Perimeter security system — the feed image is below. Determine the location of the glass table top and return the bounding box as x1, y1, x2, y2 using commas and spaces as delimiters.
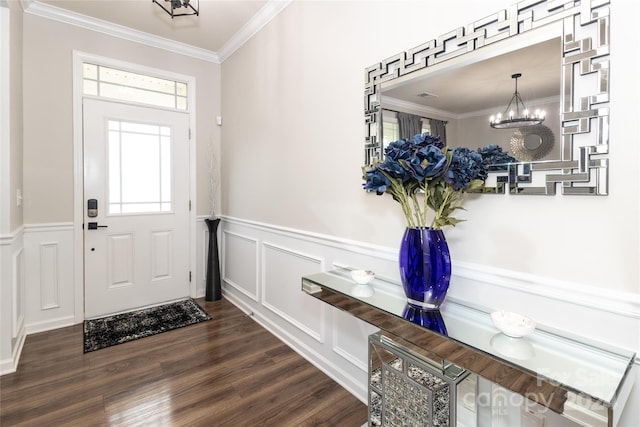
302, 268, 636, 409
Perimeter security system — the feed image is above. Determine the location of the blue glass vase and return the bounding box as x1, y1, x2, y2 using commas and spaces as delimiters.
402, 306, 448, 335
399, 227, 451, 310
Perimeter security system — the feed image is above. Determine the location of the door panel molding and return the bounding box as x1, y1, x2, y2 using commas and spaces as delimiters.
151, 230, 173, 280
107, 233, 134, 288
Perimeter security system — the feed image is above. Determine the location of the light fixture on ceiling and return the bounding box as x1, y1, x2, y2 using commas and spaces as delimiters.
489, 73, 544, 129
152, 0, 199, 19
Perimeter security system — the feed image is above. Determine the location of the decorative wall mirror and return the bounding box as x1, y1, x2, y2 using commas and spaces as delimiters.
364, 0, 609, 195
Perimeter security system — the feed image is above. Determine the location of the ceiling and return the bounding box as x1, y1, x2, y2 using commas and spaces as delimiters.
382, 37, 561, 118
31, 0, 274, 54
25, 0, 560, 112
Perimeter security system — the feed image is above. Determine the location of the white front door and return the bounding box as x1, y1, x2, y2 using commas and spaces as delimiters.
83, 98, 190, 318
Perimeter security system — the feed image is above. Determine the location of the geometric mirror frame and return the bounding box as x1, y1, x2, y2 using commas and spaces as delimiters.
364, 0, 609, 195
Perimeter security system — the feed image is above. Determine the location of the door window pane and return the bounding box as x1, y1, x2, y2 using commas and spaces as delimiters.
108, 120, 172, 215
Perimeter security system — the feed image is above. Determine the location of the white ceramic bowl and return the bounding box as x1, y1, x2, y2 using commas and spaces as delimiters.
490, 311, 536, 338
350, 269, 375, 285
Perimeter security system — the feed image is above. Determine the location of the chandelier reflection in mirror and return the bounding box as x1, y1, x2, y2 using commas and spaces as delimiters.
489, 73, 545, 129
152, 0, 199, 18
364, 0, 610, 195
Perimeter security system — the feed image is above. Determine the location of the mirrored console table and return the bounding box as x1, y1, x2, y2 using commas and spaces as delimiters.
302, 269, 637, 427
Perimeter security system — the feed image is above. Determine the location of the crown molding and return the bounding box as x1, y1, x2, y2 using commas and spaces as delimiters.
23, 0, 292, 64
382, 94, 562, 121
217, 0, 293, 63
24, 1, 219, 63
457, 95, 561, 120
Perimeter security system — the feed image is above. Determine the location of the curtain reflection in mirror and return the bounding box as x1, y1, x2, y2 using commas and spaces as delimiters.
397, 112, 422, 140
383, 109, 431, 142
383, 109, 447, 146
429, 119, 447, 145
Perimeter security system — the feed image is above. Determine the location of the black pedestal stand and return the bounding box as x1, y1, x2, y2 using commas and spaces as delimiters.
204, 218, 222, 301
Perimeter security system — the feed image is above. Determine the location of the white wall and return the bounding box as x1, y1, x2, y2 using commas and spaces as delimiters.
220, 0, 639, 425
221, 0, 638, 292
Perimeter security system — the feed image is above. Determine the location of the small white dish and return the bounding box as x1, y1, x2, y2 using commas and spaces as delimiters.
350, 269, 375, 285
350, 270, 375, 298
490, 310, 536, 338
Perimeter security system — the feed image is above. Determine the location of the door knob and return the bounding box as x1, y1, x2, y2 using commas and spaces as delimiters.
87, 222, 108, 230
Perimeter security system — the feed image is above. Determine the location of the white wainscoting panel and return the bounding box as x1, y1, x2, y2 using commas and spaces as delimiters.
221, 230, 260, 302
222, 229, 259, 301
23, 224, 76, 334
331, 307, 377, 372
219, 217, 409, 403
13, 247, 25, 338
262, 242, 325, 343
1, 228, 26, 375
218, 216, 640, 425
39, 242, 60, 309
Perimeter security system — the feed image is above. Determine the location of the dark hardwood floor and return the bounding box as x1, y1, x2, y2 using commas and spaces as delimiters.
0, 298, 368, 426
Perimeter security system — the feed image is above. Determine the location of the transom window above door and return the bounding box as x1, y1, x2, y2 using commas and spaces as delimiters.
83, 63, 188, 111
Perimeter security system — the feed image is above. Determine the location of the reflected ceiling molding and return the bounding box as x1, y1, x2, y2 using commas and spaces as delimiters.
382, 96, 458, 121
457, 95, 560, 121
383, 94, 562, 122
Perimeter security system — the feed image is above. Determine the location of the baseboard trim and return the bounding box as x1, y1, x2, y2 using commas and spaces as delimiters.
223, 291, 368, 403
0, 325, 26, 376
25, 315, 76, 335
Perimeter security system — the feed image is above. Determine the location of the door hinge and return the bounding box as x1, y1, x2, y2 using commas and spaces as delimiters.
189, 271, 192, 282
188, 128, 191, 140
189, 200, 192, 211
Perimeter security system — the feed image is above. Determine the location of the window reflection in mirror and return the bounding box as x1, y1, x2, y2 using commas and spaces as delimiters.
381, 109, 431, 148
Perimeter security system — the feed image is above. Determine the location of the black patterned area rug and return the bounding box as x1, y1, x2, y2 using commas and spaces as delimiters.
83, 298, 211, 353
